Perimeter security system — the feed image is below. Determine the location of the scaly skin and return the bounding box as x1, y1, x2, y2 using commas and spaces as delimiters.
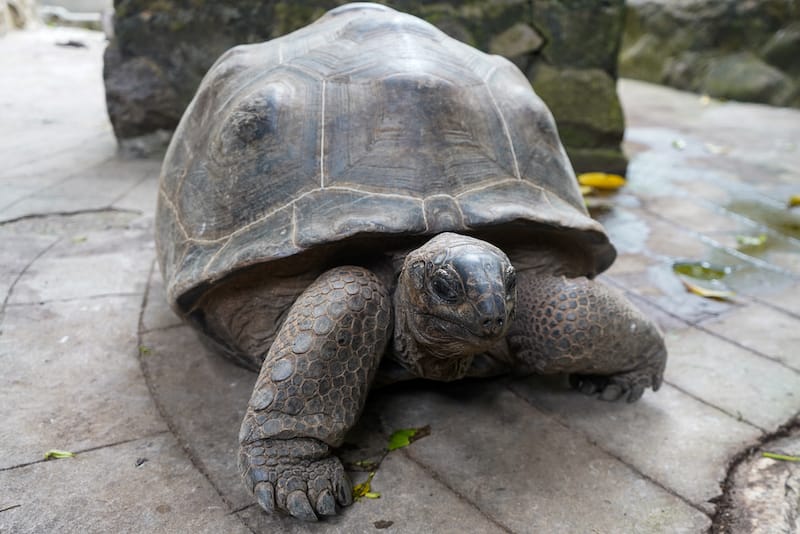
238, 266, 391, 520
507, 272, 666, 402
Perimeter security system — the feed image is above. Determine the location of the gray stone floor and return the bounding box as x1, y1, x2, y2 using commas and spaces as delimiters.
1, 27, 799, 534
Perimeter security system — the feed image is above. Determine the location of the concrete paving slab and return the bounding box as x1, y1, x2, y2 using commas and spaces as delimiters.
0, 231, 58, 303
140, 324, 255, 510
697, 302, 800, 372
239, 451, 506, 534
377, 381, 711, 533
759, 284, 800, 317
113, 174, 160, 218
665, 327, 800, 431
0, 433, 249, 534
0, 157, 156, 221
140, 266, 183, 333
0, 296, 166, 469
7, 224, 154, 304
508, 378, 761, 513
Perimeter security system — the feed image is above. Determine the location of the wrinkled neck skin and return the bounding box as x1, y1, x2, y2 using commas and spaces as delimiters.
391, 233, 516, 382
392, 286, 476, 381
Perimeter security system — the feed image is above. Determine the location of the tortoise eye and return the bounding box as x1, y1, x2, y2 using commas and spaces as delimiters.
431, 270, 460, 303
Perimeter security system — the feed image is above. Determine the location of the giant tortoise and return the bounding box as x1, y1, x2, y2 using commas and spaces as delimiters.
156, 2, 667, 521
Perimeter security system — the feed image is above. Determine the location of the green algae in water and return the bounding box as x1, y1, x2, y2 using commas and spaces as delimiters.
672, 261, 731, 280
727, 199, 800, 239
673, 261, 736, 299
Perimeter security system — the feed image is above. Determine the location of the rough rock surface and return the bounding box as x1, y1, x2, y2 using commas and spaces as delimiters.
715, 425, 800, 533
103, 0, 627, 172
621, 0, 800, 108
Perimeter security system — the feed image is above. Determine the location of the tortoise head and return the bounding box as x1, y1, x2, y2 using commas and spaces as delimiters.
398, 233, 516, 358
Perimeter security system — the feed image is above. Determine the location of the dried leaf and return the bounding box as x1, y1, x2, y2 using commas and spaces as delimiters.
387, 426, 431, 451
138, 345, 152, 356
789, 195, 800, 208
736, 234, 767, 248
577, 173, 626, 191
672, 138, 687, 150
352, 472, 380, 501
762, 451, 800, 462
681, 279, 735, 300
71, 236, 87, 244
44, 449, 75, 460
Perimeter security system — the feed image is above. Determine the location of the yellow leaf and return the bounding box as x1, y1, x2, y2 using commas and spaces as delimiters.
44, 449, 75, 460
681, 279, 735, 300
789, 195, 800, 208
352, 472, 378, 502
577, 173, 626, 191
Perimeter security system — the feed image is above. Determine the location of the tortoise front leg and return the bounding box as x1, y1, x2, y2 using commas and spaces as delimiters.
507, 272, 667, 402
238, 266, 392, 520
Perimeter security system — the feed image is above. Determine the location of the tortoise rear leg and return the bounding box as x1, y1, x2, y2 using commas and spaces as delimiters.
507, 272, 666, 402
238, 266, 392, 520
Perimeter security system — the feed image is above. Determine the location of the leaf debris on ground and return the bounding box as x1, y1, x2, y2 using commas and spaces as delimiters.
577, 172, 626, 191
44, 449, 75, 460
387, 425, 431, 451
762, 451, 800, 462
352, 471, 380, 501
680, 279, 735, 300
789, 195, 800, 208
736, 234, 767, 248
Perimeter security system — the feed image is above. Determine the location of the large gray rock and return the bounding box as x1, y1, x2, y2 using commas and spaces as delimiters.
103, 0, 627, 172
621, 0, 800, 108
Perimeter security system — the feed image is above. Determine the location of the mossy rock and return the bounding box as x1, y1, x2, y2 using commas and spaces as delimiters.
761, 23, 800, 76
531, 65, 624, 149
703, 53, 797, 107
566, 147, 628, 176
532, 0, 625, 73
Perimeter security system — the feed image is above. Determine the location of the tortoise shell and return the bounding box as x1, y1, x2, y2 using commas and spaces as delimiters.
156, 3, 615, 312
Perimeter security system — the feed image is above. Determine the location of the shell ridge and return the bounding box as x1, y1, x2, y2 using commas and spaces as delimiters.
320, 79, 327, 188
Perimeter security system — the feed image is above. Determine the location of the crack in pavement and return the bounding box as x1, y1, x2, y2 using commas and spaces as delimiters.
710, 415, 800, 534
0, 206, 142, 226
0, 430, 171, 473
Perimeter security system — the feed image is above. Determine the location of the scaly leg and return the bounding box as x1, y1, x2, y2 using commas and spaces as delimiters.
237, 266, 392, 520
507, 272, 666, 402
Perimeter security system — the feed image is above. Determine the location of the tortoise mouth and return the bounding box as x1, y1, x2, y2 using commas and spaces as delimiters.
412, 312, 507, 357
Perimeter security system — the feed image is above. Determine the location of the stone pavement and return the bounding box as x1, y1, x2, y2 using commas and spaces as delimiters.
1, 27, 798, 534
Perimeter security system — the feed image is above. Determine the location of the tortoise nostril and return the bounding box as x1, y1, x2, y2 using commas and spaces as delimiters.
481, 316, 505, 336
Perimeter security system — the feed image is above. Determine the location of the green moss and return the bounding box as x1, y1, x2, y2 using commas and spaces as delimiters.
532, 65, 624, 148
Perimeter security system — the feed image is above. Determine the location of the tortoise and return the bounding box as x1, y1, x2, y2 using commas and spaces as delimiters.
156, 2, 667, 522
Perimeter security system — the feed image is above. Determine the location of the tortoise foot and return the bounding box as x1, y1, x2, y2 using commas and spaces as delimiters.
239, 438, 352, 521
569, 345, 666, 403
